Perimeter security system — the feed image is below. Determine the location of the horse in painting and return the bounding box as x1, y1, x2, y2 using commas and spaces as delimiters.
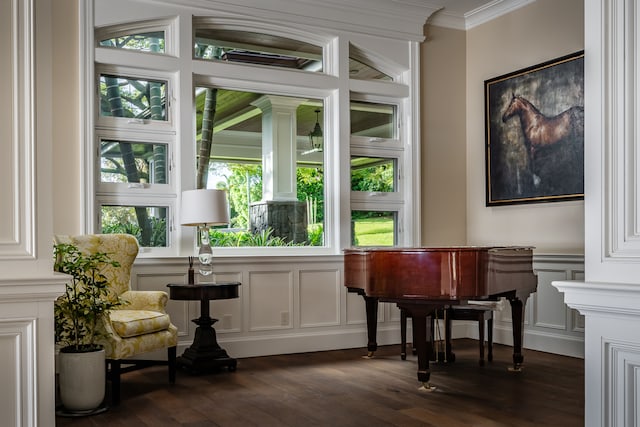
502, 93, 583, 185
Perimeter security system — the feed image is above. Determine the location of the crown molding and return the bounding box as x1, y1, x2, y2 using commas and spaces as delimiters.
430, 0, 535, 31
154, 0, 441, 41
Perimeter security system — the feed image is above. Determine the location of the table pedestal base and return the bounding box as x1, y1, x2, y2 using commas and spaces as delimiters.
178, 317, 237, 374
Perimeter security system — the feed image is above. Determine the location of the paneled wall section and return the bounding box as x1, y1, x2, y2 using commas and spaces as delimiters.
132, 253, 585, 360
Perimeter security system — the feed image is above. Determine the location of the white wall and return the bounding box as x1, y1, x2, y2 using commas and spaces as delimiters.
554, 0, 640, 424
464, 0, 585, 254
52, 0, 81, 234
420, 25, 467, 246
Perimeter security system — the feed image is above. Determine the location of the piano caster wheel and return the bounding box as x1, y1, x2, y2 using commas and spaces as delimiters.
508, 365, 523, 372
401, 352, 407, 361
362, 351, 375, 359
418, 383, 436, 392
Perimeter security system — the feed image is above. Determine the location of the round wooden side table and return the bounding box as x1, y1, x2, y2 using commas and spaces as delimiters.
167, 282, 240, 373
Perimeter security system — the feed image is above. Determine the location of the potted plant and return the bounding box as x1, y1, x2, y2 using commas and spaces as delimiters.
54, 242, 123, 414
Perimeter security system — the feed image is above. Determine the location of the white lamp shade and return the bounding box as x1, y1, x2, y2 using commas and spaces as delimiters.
180, 189, 230, 226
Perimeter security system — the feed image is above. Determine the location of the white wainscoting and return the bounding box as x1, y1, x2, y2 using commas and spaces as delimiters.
132, 253, 585, 361
0, 277, 67, 427
488, 254, 585, 358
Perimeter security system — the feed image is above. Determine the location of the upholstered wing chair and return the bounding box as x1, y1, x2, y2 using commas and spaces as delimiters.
54, 234, 177, 405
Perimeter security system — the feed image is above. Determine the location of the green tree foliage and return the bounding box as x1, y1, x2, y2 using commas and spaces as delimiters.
297, 166, 324, 224
351, 162, 394, 221
220, 163, 263, 229
101, 207, 166, 247
99, 32, 165, 52
210, 227, 292, 247
350, 163, 393, 192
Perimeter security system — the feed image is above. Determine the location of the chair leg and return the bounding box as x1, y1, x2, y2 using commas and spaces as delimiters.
477, 312, 485, 366
444, 308, 453, 362
487, 312, 494, 362
110, 359, 121, 406
168, 346, 177, 384
400, 309, 408, 360
429, 314, 435, 360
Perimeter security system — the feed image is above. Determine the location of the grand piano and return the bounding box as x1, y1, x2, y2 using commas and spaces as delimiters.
344, 246, 537, 389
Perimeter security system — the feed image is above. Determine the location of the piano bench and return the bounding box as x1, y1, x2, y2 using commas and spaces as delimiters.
400, 304, 496, 365
450, 306, 494, 364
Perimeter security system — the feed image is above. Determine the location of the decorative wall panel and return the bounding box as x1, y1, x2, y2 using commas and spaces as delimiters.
0, 319, 36, 427
533, 270, 569, 330
605, 340, 640, 427
345, 291, 367, 325
0, 0, 35, 259
299, 269, 340, 328
248, 270, 293, 331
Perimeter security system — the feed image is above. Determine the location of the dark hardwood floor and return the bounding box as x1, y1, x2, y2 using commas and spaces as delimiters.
56, 339, 584, 426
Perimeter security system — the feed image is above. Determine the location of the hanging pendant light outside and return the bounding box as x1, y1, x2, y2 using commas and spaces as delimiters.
307, 109, 323, 152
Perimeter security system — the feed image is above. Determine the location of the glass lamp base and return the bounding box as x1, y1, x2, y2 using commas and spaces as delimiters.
198, 226, 214, 282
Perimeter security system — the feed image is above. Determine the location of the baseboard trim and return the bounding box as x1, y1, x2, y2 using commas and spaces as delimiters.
217, 326, 404, 358
211, 322, 585, 360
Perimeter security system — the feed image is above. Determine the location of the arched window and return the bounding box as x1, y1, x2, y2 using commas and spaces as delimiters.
88, 4, 419, 255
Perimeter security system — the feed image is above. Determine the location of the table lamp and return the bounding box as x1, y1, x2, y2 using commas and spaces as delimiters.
180, 189, 229, 281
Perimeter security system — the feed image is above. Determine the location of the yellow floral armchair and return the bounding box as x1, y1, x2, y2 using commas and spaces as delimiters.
54, 234, 177, 405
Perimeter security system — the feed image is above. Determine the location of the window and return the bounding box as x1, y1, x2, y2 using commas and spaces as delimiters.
95, 18, 175, 56
350, 100, 396, 139
349, 97, 403, 248
99, 31, 166, 53
93, 62, 175, 251
99, 74, 168, 122
351, 210, 396, 246
349, 43, 394, 82
99, 138, 168, 185
195, 86, 325, 246
193, 28, 323, 73
88, 6, 419, 255
100, 205, 169, 248
351, 157, 396, 192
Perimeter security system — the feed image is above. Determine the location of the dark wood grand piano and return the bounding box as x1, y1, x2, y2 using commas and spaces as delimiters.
344, 246, 537, 389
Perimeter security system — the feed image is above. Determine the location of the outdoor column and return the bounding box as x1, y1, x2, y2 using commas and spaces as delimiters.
249, 96, 308, 243
251, 95, 303, 201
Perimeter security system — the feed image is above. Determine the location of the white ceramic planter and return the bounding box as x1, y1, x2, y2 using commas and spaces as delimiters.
58, 349, 106, 412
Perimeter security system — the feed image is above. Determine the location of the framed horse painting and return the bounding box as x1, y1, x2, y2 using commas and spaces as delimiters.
484, 51, 584, 206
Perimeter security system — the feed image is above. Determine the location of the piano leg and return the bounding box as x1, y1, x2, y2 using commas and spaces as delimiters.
364, 296, 379, 358
400, 303, 437, 391
507, 296, 526, 372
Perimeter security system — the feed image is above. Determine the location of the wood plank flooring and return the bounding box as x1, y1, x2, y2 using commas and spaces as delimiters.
55, 339, 584, 426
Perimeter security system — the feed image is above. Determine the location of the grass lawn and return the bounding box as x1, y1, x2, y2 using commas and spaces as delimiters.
352, 217, 394, 246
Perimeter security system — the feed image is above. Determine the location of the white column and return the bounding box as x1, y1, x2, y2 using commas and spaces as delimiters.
553, 1, 640, 426
0, 0, 67, 425
251, 96, 304, 202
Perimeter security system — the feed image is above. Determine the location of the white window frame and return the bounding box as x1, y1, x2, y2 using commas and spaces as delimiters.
95, 195, 176, 257
95, 65, 176, 132
95, 128, 175, 196
95, 17, 178, 57
82, 1, 422, 257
